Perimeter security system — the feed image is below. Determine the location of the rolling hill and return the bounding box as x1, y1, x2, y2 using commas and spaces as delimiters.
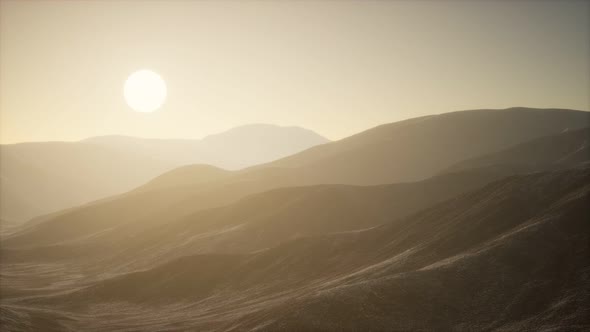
4, 108, 588, 250
0, 124, 328, 223
1, 108, 589, 331
257, 107, 590, 185
5, 167, 588, 331
0, 168, 501, 269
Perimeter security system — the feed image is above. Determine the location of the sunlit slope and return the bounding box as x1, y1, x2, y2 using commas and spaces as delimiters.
17, 168, 589, 331
85, 124, 329, 171
0, 124, 328, 223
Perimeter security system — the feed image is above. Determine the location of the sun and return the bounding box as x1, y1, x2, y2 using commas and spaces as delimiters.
124, 69, 167, 112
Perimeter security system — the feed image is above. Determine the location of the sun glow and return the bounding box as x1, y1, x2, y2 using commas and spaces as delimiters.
124, 70, 167, 112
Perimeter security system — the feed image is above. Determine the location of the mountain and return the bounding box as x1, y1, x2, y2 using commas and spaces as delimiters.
0, 124, 328, 223
2, 108, 590, 331
2, 108, 589, 290
0, 168, 500, 269
4, 108, 588, 254
242, 168, 590, 331
195, 124, 330, 169
4, 167, 588, 331
6, 108, 590, 243
256, 107, 590, 185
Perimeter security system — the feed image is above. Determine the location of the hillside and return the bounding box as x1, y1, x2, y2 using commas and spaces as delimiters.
0, 168, 500, 271
6, 167, 588, 331
2, 108, 589, 331
0, 124, 328, 223
4, 108, 589, 256
444, 127, 590, 174
248, 168, 590, 331
258, 107, 590, 185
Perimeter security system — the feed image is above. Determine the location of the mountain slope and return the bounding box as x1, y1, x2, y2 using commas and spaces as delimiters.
1, 168, 500, 268
4, 108, 589, 255
0, 124, 328, 223
444, 127, 590, 174
12, 167, 589, 331
246, 169, 590, 331
257, 107, 590, 185
2, 108, 590, 331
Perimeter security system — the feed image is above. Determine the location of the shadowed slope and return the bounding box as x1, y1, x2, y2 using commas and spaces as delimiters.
1, 168, 499, 267
258, 107, 590, 185
5, 109, 590, 243
2, 108, 590, 332
17, 168, 589, 331
248, 169, 590, 331
0, 142, 172, 223
0, 304, 72, 332
4, 109, 589, 265
444, 127, 590, 174
135, 164, 232, 192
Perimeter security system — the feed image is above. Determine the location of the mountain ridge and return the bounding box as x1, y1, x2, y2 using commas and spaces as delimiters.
2, 108, 590, 331
0, 124, 328, 223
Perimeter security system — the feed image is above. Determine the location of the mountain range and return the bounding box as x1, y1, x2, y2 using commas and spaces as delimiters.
0, 124, 328, 223
1, 107, 589, 331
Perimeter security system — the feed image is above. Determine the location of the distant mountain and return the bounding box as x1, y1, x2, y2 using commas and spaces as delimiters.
5, 168, 589, 331
197, 124, 330, 169
0, 124, 328, 223
132, 108, 590, 197
84, 123, 329, 170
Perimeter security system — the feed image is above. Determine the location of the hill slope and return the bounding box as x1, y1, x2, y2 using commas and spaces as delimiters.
0, 168, 500, 273
258, 107, 590, 185
444, 127, 590, 174
0, 124, 328, 223
2, 108, 590, 331
8, 168, 589, 331
4, 108, 589, 255
248, 168, 590, 331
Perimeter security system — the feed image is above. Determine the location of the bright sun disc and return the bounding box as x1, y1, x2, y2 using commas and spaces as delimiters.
124, 70, 167, 112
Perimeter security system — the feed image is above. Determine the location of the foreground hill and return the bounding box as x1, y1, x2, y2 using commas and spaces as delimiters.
0, 124, 328, 223
5, 167, 588, 331
249, 169, 590, 331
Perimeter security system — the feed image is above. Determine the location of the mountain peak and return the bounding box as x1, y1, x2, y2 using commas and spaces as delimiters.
201, 123, 329, 143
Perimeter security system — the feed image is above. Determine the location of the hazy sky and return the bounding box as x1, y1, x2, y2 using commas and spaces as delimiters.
1, 0, 588, 143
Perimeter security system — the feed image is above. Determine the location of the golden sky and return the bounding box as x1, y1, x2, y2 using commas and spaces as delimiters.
1, 0, 588, 143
